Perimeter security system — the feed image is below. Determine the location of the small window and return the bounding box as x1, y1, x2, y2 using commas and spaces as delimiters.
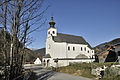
53, 31, 55, 34
81, 47, 83, 51
48, 31, 50, 34
68, 46, 70, 51
73, 47, 75, 51
92, 56, 94, 59
92, 51, 93, 53
88, 50, 89, 53
84, 47, 86, 51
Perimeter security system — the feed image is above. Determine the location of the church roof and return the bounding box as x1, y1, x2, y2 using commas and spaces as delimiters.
53, 33, 92, 49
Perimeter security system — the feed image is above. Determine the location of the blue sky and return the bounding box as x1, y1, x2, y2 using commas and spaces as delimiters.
28, 0, 120, 49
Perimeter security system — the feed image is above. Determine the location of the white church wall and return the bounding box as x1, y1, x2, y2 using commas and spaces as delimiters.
43, 58, 69, 67
85, 47, 94, 58
46, 36, 54, 58
43, 58, 54, 67
46, 35, 67, 58
46, 36, 95, 67
53, 42, 67, 58
67, 43, 86, 58
67, 43, 94, 58
46, 36, 95, 59
69, 59, 95, 63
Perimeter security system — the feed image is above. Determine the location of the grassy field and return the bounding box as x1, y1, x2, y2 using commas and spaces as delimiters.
56, 62, 119, 80
57, 63, 95, 78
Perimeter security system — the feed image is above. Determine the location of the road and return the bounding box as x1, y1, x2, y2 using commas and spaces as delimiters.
24, 64, 92, 80
47, 72, 92, 80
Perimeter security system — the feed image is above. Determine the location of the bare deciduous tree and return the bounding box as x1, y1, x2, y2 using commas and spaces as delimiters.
0, 0, 48, 79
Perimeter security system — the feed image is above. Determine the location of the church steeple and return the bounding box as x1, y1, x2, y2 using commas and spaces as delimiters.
49, 17, 55, 28
47, 17, 57, 37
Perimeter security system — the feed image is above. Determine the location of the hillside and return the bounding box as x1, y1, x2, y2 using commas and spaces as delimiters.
94, 38, 120, 54
23, 48, 46, 63
33, 48, 46, 56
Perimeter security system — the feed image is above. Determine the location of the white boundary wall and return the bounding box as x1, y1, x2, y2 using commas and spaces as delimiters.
43, 58, 95, 67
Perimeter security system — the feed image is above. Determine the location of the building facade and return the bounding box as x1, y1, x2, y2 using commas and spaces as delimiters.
45, 17, 95, 67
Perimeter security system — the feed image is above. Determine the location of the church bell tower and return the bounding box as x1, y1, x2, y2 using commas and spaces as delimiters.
47, 17, 57, 37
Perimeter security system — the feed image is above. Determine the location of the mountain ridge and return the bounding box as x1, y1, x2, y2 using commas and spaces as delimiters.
94, 38, 120, 54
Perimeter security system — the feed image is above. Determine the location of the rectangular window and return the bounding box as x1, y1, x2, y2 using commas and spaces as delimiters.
81, 47, 83, 51
73, 47, 75, 51
84, 47, 86, 51
68, 46, 70, 51
88, 50, 89, 53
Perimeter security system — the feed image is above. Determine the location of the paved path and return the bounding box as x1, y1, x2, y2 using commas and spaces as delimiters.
47, 72, 92, 80
24, 64, 92, 80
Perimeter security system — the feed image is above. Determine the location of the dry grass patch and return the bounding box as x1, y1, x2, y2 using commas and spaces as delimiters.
57, 63, 95, 78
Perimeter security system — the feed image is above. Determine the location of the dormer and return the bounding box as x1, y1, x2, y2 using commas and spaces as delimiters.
47, 17, 57, 37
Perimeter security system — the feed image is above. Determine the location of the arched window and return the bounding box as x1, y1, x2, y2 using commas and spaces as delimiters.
53, 31, 55, 34
84, 47, 86, 51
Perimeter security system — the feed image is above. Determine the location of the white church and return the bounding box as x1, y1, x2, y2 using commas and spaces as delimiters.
43, 17, 95, 67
